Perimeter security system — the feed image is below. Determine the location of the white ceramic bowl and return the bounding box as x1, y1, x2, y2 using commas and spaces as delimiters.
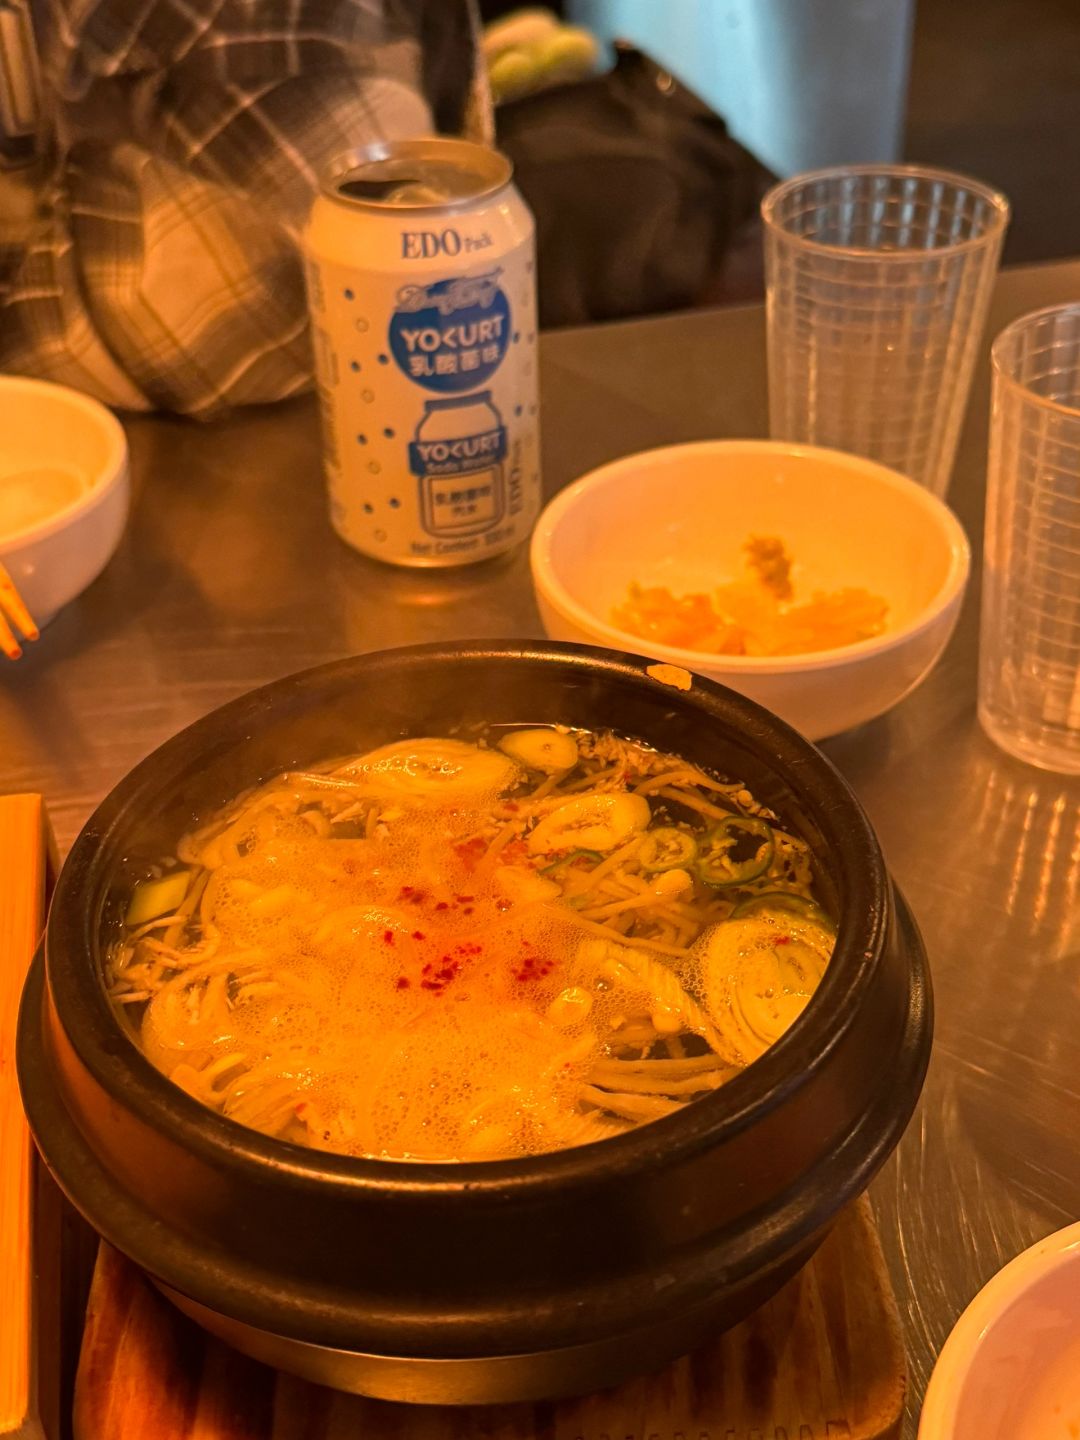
0, 377, 129, 626
530, 441, 971, 740
919, 1222, 1080, 1439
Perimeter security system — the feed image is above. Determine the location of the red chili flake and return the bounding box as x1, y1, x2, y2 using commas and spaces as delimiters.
396, 977, 410, 989
775, 935, 791, 946
435, 901, 450, 911
422, 963, 433, 975
411, 930, 426, 941
512, 947, 555, 983
454, 838, 487, 870
421, 980, 441, 991
503, 801, 520, 813
295, 1101, 308, 1114
462, 907, 474, 915
399, 886, 415, 898
383, 930, 395, 946
455, 894, 475, 904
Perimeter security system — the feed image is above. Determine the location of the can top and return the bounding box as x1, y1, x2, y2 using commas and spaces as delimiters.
322, 138, 513, 212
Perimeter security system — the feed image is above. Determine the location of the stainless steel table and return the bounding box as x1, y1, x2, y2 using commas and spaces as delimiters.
4, 260, 1080, 1436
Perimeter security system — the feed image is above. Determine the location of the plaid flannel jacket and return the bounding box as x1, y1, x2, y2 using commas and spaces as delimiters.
0, 0, 483, 417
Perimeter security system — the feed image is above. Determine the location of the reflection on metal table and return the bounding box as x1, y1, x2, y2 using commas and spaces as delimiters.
3, 259, 1079, 1438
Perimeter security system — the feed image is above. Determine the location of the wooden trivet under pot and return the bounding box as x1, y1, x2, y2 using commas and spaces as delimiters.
74, 1198, 904, 1440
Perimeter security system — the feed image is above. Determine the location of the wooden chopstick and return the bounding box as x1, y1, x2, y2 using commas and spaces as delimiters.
0, 795, 50, 1440
0, 564, 38, 660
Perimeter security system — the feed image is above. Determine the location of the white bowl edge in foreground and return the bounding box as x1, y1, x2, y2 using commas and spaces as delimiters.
918, 1220, 1080, 1440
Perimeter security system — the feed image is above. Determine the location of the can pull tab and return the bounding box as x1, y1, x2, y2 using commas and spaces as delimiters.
0, 0, 40, 168
339, 178, 447, 205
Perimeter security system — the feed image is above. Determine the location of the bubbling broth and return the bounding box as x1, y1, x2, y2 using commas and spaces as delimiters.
107, 729, 836, 1162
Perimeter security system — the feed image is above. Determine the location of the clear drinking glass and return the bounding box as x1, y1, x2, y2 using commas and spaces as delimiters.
763, 165, 1009, 497
978, 304, 1080, 773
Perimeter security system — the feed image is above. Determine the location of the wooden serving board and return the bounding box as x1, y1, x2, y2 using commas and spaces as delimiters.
73, 1198, 904, 1440
0, 795, 57, 1440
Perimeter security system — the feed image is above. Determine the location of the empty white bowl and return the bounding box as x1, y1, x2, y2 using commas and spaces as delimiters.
0, 376, 129, 626
530, 441, 970, 740
919, 1222, 1080, 1439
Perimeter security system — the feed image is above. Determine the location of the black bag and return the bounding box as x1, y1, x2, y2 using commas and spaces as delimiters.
495, 44, 775, 328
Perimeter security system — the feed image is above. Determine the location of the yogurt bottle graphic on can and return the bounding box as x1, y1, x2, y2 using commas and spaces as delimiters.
410, 392, 506, 538
303, 138, 540, 567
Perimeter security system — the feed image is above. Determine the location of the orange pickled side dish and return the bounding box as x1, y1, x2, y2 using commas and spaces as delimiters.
612, 537, 887, 657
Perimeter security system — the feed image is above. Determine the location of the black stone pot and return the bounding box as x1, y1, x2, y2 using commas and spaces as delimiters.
18, 642, 932, 1405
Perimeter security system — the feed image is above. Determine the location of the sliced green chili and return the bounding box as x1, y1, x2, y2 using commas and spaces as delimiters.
541, 848, 604, 875
697, 816, 774, 888
638, 826, 698, 872
732, 889, 835, 931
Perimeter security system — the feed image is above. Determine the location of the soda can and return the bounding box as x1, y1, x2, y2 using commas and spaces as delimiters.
304, 138, 540, 567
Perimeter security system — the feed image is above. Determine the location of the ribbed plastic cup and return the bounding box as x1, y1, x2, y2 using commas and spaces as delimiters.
763, 165, 1009, 498
978, 304, 1080, 773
